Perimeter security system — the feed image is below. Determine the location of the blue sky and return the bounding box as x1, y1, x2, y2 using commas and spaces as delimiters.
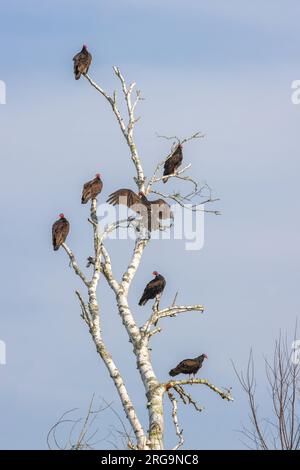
0, 0, 300, 450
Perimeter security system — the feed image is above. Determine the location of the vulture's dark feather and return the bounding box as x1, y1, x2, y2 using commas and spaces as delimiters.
81, 174, 103, 204
106, 189, 141, 208
163, 144, 183, 183
52, 215, 69, 251
73, 45, 92, 80
138, 273, 166, 306
106, 189, 172, 232
169, 354, 207, 377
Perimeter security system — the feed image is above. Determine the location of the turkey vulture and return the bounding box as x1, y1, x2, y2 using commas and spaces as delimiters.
163, 144, 183, 183
169, 354, 208, 377
81, 173, 103, 204
73, 44, 92, 80
52, 214, 70, 251
138, 271, 166, 306
106, 189, 172, 231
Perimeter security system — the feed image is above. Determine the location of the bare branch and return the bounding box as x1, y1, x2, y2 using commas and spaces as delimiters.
141, 303, 204, 341
232, 352, 269, 450
148, 163, 192, 187
156, 131, 205, 145
181, 132, 206, 145
233, 330, 300, 450
166, 379, 234, 402
47, 408, 78, 450
148, 326, 162, 338
151, 304, 204, 325
75, 290, 91, 326
48, 398, 115, 450
75, 394, 97, 450
84, 73, 127, 138
85, 69, 145, 189
100, 245, 120, 294
173, 384, 204, 413
100, 217, 136, 244
121, 239, 149, 293
61, 243, 90, 286
146, 131, 205, 194
145, 131, 221, 216
171, 291, 179, 307
167, 390, 185, 450
150, 188, 221, 215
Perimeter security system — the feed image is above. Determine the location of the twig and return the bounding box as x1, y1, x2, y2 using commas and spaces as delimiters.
167, 390, 185, 450
156, 131, 205, 145
172, 291, 179, 307
173, 384, 204, 412
75, 290, 91, 326
146, 131, 205, 194
150, 188, 221, 214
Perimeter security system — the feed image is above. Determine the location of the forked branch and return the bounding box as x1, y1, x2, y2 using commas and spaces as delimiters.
166, 379, 234, 402
85, 69, 145, 190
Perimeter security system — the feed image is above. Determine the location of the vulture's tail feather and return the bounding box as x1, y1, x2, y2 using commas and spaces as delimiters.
74, 68, 81, 80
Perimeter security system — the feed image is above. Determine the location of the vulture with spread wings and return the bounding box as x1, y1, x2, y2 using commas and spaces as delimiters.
107, 189, 173, 231
163, 144, 183, 183
52, 214, 70, 251
73, 44, 92, 80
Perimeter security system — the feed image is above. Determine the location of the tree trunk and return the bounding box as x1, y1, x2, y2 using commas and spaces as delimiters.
147, 384, 165, 449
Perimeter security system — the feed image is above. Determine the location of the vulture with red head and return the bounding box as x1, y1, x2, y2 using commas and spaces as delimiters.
106, 189, 172, 231
138, 271, 166, 306
52, 214, 70, 251
73, 44, 92, 80
163, 144, 183, 183
169, 354, 208, 377
81, 173, 103, 204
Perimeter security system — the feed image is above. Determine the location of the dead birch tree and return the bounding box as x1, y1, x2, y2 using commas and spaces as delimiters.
56, 66, 233, 450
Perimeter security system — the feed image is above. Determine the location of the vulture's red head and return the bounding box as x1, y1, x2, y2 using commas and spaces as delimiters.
152, 271, 159, 277
95, 173, 101, 179
59, 213, 65, 219
138, 191, 145, 197
83, 44, 88, 50
178, 144, 183, 149
203, 354, 208, 359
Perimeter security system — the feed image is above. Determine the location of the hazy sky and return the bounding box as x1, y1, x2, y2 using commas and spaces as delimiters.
1, 0, 300, 450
